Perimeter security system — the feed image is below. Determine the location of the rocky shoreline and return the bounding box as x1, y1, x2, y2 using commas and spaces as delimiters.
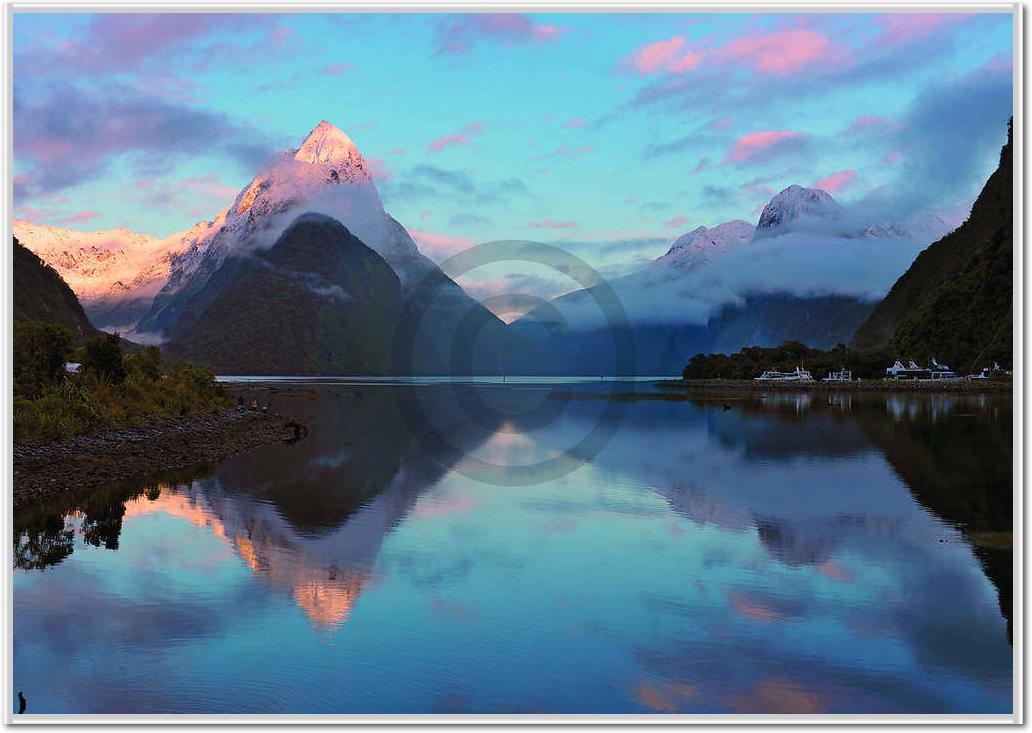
13, 407, 306, 510
658, 378, 1013, 393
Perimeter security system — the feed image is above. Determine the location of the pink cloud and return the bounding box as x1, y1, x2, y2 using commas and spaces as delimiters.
564, 118, 585, 128
846, 114, 888, 133
268, 26, 294, 47
528, 219, 578, 229
57, 210, 100, 226
420, 210, 433, 219
719, 28, 832, 76
532, 24, 566, 42
366, 156, 392, 182
726, 130, 799, 163
627, 36, 702, 74
626, 27, 834, 77
874, 13, 967, 46
77, 15, 266, 73
133, 173, 240, 218
812, 169, 856, 193
709, 116, 734, 131
324, 63, 352, 76
428, 122, 483, 153
408, 228, 474, 261
665, 216, 690, 229
435, 14, 571, 55
389, 146, 406, 156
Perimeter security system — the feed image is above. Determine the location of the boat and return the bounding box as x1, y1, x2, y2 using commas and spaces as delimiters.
754, 366, 814, 382
886, 358, 961, 381
967, 367, 990, 380
886, 359, 931, 380
823, 369, 853, 382
929, 358, 961, 381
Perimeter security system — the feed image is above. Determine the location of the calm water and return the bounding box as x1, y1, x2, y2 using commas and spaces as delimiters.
13, 381, 1013, 715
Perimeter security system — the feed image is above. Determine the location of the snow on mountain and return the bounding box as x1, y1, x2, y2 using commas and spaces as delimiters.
755, 184, 843, 236
138, 120, 433, 336
12, 219, 186, 331
653, 220, 754, 272
292, 120, 370, 175
858, 210, 955, 242
754, 184, 956, 243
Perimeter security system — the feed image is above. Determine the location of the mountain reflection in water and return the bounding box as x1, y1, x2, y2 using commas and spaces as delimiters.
13, 382, 1012, 715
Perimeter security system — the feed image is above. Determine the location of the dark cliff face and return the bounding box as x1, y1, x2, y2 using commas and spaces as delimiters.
167, 213, 404, 375
852, 120, 1013, 371
13, 237, 97, 343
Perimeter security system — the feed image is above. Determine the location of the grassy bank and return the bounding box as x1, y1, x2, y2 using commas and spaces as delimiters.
14, 322, 233, 442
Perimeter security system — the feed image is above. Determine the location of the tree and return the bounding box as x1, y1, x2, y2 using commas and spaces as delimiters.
13, 321, 72, 398
126, 345, 162, 382
82, 333, 126, 384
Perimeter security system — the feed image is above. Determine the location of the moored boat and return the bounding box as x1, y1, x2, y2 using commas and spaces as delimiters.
823, 369, 853, 382
755, 366, 815, 382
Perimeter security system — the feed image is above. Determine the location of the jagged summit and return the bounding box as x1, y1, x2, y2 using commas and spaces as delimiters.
755, 184, 842, 236
293, 120, 367, 173
135, 119, 427, 336
656, 220, 754, 271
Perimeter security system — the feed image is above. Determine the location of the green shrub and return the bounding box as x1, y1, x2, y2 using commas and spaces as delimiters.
14, 345, 231, 442
14, 321, 72, 398
125, 345, 161, 382
82, 332, 126, 384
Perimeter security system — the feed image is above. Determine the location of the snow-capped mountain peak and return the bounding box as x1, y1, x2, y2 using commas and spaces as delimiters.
655, 220, 754, 271
134, 120, 431, 336
755, 184, 842, 236
292, 120, 369, 179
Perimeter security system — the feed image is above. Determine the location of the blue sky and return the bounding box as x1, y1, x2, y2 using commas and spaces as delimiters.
13, 11, 1014, 282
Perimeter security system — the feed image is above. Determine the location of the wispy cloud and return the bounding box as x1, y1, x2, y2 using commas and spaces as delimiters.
626, 36, 702, 74
812, 169, 856, 193
726, 131, 802, 164
428, 122, 483, 153
13, 83, 272, 199
434, 13, 570, 55
528, 219, 578, 230
624, 27, 834, 78
381, 164, 530, 208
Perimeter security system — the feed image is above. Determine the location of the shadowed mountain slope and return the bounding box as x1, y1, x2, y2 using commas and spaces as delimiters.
852, 120, 1013, 371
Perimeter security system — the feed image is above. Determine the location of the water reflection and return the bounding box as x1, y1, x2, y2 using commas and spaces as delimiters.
13, 384, 1012, 714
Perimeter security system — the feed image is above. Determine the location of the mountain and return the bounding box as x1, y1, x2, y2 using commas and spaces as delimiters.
135, 120, 523, 375
139, 121, 427, 338
754, 185, 842, 237
508, 175, 973, 375
755, 184, 955, 242
511, 186, 887, 375
653, 220, 754, 272
13, 237, 97, 342
12, 220, 183, 334
165, 214, 403, 375
852, 121, 1012, 371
